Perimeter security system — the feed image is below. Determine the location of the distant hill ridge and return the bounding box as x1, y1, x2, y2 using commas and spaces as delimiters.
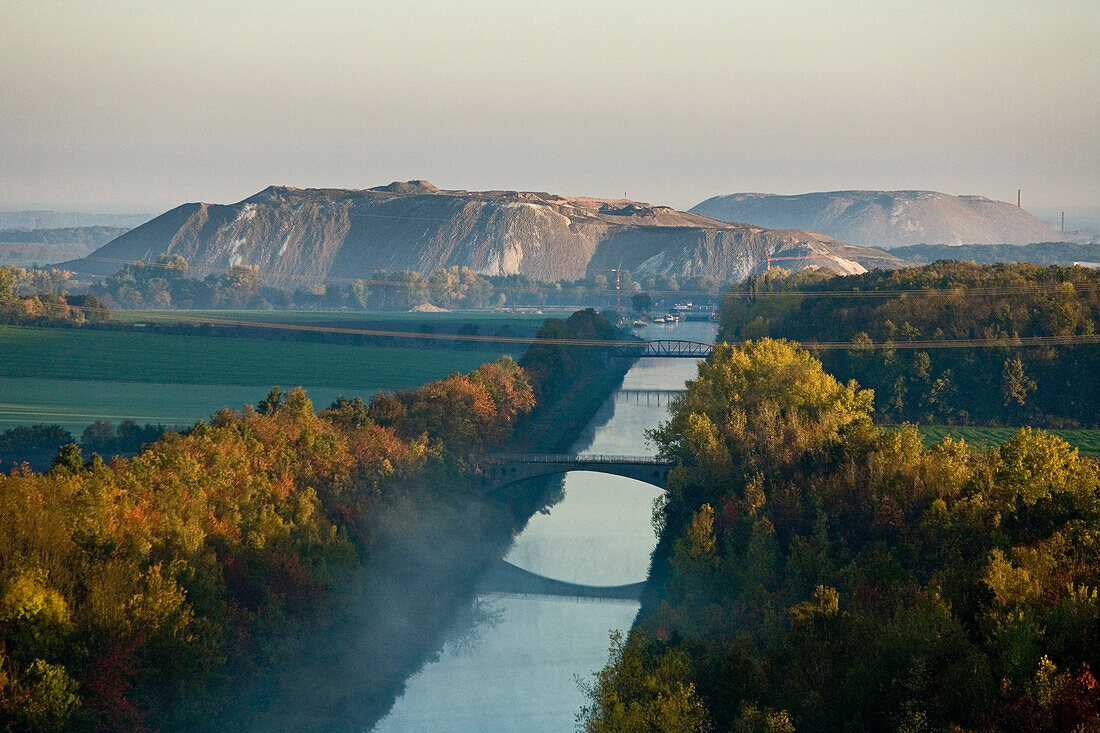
690, 190, 1057, 249
65, 181, 904, 283
890, 241, 1100, 266
0, 211, 150, 229
0, 226, 130, 246
0, 226, 132, 267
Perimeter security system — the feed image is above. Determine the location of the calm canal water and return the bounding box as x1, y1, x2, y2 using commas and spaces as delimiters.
373, 322, 716, 732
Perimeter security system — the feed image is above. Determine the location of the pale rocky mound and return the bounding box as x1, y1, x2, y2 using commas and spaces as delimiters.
691, 190, 1058, 249
67, 182, 905, 283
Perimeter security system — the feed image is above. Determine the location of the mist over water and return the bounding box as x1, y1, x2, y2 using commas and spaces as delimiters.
373, 321, 715, 732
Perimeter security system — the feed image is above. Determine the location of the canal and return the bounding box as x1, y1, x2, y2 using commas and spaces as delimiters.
373, 321, 716, 731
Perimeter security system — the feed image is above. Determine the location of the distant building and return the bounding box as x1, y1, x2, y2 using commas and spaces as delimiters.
1073, 262, 1100, 269
669, 302, 719, 321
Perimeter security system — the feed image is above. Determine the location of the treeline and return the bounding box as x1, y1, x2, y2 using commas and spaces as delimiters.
582, 339, 1100, 732
93, 257, 286, 310
892, 241, 1100, 267
719, 262, 1100, 426
92, 254, 724, 311
0, 266, 108, 326
0, 422, 168, 472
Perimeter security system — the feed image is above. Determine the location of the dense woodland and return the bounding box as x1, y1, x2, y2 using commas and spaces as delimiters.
0, 310, 621, 730
582, 339, 1100, 732
719, 262, 1100, 427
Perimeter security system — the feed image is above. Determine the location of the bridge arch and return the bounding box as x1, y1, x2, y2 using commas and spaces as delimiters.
479, 559, 645, 602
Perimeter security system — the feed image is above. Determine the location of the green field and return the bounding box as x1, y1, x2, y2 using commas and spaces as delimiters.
0, 325, 519, 433
895, 425, 1100, 456
109, 309, 558, 330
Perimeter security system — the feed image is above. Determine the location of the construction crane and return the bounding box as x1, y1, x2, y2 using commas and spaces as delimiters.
590, 262, 625, 310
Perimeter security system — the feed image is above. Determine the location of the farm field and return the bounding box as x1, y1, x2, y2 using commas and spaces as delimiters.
0, 378, 353, 434
899, 424, 1100, 456
0, 325, 518, 433
109, 309, 558, 333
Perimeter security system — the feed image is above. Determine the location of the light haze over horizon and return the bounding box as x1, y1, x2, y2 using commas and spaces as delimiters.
2, 0, 1097, 215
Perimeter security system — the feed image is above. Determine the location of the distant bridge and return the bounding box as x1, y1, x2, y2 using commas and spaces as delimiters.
478, 559, 644, 603
475, 453, 674, 492
617, 388, 684, 406
611, 340, 714, 359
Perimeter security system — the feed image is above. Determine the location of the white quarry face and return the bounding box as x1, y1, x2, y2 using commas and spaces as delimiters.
73, 183, 901, 283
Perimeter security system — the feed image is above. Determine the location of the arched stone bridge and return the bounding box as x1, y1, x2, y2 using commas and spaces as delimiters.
475, 453, 675, 492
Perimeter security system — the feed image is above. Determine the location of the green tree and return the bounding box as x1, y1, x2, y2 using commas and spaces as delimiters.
0, 268, 15, 300
1002, 357, 1037, 407
651, 338, 872, 477
580, 632, 710, 733
258, 386, 284, 415
350, 279, 369, 309
49, 444, 83, 474
13, 660, 81, 732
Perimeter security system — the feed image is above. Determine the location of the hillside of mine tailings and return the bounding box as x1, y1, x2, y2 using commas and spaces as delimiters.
66, 181, 904, 282
691, 189, 1058, 248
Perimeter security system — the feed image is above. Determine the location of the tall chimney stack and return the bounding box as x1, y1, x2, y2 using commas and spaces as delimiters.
1018, 189, 1021, 207
1062, 211, 1066, 235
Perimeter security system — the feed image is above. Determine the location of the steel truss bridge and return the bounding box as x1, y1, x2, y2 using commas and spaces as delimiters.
611, 340, 714, 359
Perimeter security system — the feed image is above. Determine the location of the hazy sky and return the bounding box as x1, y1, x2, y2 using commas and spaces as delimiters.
2, 0, 1097, 213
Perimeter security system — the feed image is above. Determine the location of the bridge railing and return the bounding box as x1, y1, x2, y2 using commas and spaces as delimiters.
617, 388, 685, 397
477, 453, 675, 465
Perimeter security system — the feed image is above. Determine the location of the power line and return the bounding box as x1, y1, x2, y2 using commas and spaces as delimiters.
798, 334, 1100, 350
10, 301, 1100, 351
729, 284, 1100, 299
63, 255, 1100, 300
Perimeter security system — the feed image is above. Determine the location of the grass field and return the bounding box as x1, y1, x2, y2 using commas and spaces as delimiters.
109, 309, 559, 331
893, 425, 1100, 456
0, 325, 519, 433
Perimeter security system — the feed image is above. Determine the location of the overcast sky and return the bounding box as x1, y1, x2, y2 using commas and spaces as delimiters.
1, 0, 1097, 214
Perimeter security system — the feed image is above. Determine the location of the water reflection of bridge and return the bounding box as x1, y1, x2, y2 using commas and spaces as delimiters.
479, 559, 644, 603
